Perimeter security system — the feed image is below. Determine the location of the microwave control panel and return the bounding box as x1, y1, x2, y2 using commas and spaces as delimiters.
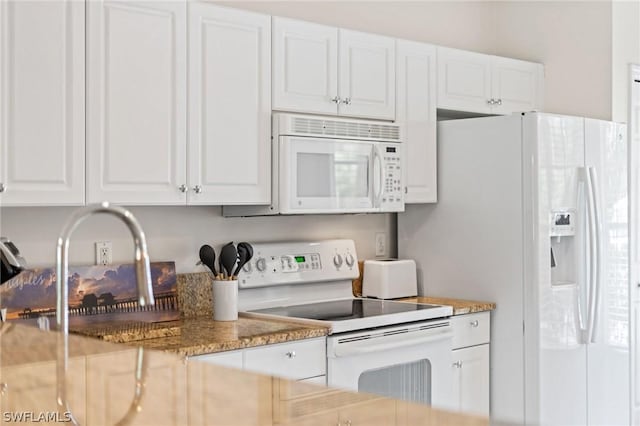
381, 145, 403, 211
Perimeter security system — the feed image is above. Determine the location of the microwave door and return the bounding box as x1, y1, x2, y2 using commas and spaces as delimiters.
280, 137, 376, 214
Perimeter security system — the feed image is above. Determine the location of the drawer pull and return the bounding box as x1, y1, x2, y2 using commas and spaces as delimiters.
452, 361, 463, 368
470, 320, 479, 327
285, 351, 296, 359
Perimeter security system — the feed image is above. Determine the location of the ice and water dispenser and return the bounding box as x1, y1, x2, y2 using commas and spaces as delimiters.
549, 209, 578, 286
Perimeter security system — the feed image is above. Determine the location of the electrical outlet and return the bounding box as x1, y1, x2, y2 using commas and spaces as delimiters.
375, 233, 387, 257
95, 241, 112, 265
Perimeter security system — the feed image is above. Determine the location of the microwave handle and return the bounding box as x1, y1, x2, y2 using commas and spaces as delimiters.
373, 147, 384, 207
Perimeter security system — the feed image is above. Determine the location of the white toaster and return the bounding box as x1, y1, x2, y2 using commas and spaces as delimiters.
362, 259, 417, 299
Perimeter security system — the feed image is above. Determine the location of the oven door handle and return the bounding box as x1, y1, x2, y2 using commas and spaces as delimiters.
331, 329, 452, 358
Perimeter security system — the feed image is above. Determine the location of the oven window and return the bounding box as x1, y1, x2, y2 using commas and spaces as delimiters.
296, 152, 369, 198
357, 359, 431, 405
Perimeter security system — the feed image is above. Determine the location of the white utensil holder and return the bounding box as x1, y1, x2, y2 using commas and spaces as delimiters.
213, 279, 238, 321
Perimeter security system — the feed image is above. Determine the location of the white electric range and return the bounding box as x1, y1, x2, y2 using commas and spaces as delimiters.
238, 240, 454, 409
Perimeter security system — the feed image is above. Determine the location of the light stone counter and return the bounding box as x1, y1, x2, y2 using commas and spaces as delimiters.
0, 322, 488, 425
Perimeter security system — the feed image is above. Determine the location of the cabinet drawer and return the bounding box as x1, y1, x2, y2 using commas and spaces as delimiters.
244, 338, 326, 380
451, 312, 490, 348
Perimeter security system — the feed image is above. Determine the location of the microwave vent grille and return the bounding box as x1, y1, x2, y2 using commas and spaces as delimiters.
291, 116, 400, 141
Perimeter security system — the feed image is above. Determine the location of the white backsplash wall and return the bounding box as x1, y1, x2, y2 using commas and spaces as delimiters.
0, 206, 395, 273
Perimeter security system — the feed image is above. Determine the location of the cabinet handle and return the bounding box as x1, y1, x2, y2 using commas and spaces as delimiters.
487, 99, 495, 105
331, 96, 342, 104
496, 99, 503, 105
0, 183, 5, 193
470, 320, 479, 327
452, 361, 462, 369
285, 351, 296, 359
178, 184, 188, 193
343, 97, 352, 105
193, 185, 202, 194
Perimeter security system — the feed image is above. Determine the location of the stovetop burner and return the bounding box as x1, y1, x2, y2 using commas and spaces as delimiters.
247, 298, 452, 334
251, 299, 441, 321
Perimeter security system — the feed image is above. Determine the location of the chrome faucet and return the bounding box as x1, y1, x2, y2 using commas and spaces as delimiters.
55, 202, 155, 424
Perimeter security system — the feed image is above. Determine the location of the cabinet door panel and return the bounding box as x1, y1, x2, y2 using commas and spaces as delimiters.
437, 47, 492, 114
451, 344, 490, 416
491, 56, 543, 114
396, 40, 437, 203
272, 17, 338, 115
87, 1, 187, 205
0, 0, 84, 205
188, 3, 270, 205
339, 29, 395, 120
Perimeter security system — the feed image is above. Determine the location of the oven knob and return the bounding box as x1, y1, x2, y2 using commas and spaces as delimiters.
242, 262, 252, 273
345, 253, 355, 267
333, 254, 343, 268
256, 257, 266, 272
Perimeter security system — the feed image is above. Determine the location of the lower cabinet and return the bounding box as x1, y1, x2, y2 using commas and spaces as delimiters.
86, 348, 187, 425
450, 311, 491, 416
0, 358, 86, 424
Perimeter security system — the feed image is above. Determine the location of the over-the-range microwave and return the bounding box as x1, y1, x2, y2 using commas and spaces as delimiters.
224, 113, 404, 216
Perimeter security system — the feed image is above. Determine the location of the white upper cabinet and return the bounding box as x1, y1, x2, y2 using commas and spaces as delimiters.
272, 18, 395, 120
188, 3, 271, 205
491, 56, 543, 115
272, 17, 338, 116
437, 47, 543, 115
437, 47, 492, 114
339, 29, 395, 120
86, 1, 188, 205
396, 39, 437, 203
0, 0, 85, 206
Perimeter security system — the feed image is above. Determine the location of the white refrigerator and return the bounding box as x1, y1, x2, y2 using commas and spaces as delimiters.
398, 113, 630, 425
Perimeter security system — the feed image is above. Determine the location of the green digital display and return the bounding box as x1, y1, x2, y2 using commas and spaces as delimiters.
295, 256, 306, 263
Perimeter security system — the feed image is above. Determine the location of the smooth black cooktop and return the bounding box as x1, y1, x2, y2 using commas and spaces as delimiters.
249, 299, 441, 322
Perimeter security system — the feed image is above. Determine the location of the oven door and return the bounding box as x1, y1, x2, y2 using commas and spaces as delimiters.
279, 136, 383, 214
327, 320, 454, 410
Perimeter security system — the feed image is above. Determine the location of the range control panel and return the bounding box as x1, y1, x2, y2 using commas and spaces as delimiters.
238, 240, 359, 289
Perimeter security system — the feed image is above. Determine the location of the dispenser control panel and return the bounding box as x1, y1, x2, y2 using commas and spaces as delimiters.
550, 210, 575, 237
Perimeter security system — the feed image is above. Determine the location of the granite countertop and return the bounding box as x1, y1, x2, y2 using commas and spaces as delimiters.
125, 314, 329, 357
400, 297, 496, 315
1, 322, 488, 425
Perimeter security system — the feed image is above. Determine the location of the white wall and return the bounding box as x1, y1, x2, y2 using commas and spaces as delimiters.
493, 1, 613, 120
0, 206, 393, 273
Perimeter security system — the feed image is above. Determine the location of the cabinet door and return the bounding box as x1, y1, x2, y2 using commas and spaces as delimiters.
1, 358, 86, 424
491, 56, 543, 114
0, 0, 84, 206
188, 3, 270, 205
396, 39, 437, 203
437, 47, 492, 114
451, 344, 490, 416
87, 349, 187, 425
87, 1, 187, 205
339, 29, 396, 120
272, 17, 338, 116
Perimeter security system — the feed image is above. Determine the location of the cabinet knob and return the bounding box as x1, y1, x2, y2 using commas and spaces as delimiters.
193, 185, 202, 194
487, 99, 496, 105
470, 320, 479, 327
0, 382, 7, 396
178, 184, 188, 193
343, 97, 352, 105
453, 361, 463, 369
0, 183, 5, 193
331, 96, 342, 104
285, 351, 296, 359
496, 99, 503, 106
344, 421, 352, 426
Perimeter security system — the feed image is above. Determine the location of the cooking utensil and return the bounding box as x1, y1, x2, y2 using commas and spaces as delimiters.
232, 242, 253, 277
220, 242, 237, 279
198, 245, 217, 276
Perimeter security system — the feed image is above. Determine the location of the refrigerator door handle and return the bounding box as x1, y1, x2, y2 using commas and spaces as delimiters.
576, 178, 587, 335
584, 166, 598, 344
587, 166, 603, 343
